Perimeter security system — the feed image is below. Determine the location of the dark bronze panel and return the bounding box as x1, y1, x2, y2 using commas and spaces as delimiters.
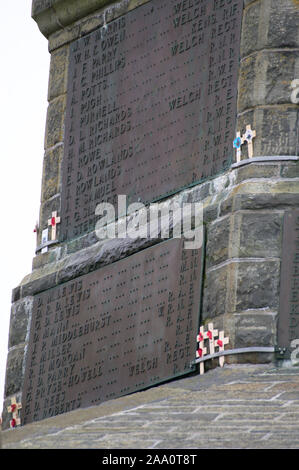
22, 238, 203, 424
60, 0, 243, 240
278, 210, 299, 357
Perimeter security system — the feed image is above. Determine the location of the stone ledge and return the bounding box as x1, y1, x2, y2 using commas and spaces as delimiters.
3, 364, 299, 449
32, 0, 113, 37
232, 156, 299, 169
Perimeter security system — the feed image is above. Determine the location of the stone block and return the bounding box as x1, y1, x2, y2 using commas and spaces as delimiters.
58, 236, 159, 284
235, 193, 299, 211
235, 260, 280, 312
32, 247, 62, 270
206, 217, 230, 268
203, 204, 218, 224
11, 286, 21, 303
238, 51, 299, 112
41, 145, 63, 202
281, 161, 299, 178
235, 163, 280, 184
21, 272, 58, 298
241, 0, 299, 58
238, 212, 283, 258
4, 347, 25, 398
237, 106, 298, 158
234, 311, 277, 348
44, 95, 66, 149
202, 264, 229, 320
48, 45, 69, 101
8, 298, 34, 349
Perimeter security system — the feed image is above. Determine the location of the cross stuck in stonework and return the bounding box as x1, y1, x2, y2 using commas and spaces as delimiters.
205, 322, 218, 355
7, 396, 22, 428
233, 131, 243, 162
196, 326, 207, 375
214, 331, 229, 367
243, 124, 256, 159
48, 211, 61, 241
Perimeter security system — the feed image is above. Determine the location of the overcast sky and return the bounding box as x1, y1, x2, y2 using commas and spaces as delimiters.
0, 2, 50, 414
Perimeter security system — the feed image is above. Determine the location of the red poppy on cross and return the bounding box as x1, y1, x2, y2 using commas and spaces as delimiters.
214, 331, 229, 367
48, 211, 61, 241
7, 397, 22, 428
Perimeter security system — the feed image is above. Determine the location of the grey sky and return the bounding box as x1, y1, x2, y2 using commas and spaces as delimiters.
0, 1, 49, 414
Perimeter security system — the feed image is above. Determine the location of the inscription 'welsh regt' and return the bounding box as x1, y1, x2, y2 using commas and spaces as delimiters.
60, 0, 243, 240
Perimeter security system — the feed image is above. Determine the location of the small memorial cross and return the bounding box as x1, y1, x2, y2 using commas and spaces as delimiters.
196, 326, 207, 375
233, 131, 243, 163
7, 397, 22, 428
205, 322, 218, 355
214, 331, 230, 367
48, 211, 61, 241
41, 228, 49, 254
243, 124, 256, 159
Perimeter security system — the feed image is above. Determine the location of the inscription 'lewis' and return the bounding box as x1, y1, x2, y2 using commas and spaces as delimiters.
60, 0, 243, 241
22, 239, 203, 425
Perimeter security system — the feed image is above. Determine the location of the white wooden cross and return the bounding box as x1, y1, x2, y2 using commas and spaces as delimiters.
196, 326, 207, 375
233, 131, 244, 163
243, 124, 256, 159
48, 211, 61, 241
214, 330, 229, 367
41, 228, 49, 254
204, 322, 218, 355
7, 396, 22, 428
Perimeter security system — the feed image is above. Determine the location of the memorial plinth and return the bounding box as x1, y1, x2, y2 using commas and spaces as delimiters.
3, 0, 299, 429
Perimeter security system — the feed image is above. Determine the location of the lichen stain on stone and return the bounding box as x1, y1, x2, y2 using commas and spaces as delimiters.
292, 0, 299, 7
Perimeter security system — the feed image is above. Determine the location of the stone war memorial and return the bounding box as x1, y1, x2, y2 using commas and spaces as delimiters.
2, 0, 299, 432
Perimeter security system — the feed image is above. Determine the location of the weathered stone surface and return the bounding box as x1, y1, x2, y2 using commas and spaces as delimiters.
32, 0, 151, 42
281, 161, 299, 178
235, 163, 280, 184
235, 261, 280, 311
238, 212, 283, 258
4, 347, 25, 397
241, 0, 299, 58
3, 365, 299, 449
237, 107, 298, 158
8, 298, 33, 349
44, 95, 66, 149
219, 192, 299, 217
11, 286, 21, 303
206, 217, 230, 268
234, 311, 277, 348
32, 247, 62, 270
58, 236, 161, 284
41, 144, 62, 202
238, 51, 299, 112
202, 265, 228, 320
21, 272, 58, 298
48, 45, 69, 101
47, 0, 150, 51
32, 0, 110, 37
235, 193, 299, 211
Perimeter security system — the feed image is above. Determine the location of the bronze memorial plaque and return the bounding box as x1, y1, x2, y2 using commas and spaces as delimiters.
61, 0, 243, 240
278, 210, 299, 357
22, 239, 203, 424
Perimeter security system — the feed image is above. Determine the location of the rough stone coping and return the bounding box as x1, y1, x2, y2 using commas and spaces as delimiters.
32, 0, 114, 37
232, 156, 299, 169
35, 239, 59, 254
2, 363, 299, 449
